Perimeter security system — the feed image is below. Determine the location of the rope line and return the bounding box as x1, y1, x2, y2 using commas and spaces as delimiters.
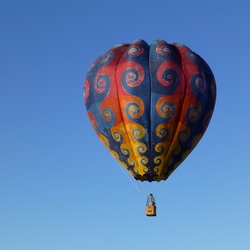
112, 157, 148, 197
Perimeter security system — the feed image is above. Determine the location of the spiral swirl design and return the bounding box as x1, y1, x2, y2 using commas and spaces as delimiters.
132, 127, 146, 141
102, 108, 112, 122
112, 131, 123, 143
159, 68, 179, 87
125, 101, 144, 120
186, 105, 201, 126
121, 148, 130, 156
191, 73, 206, 96
172, 146, 181, 156
101, 108, 115, 128
155, 144, 164, 153
154, 157, 162, 165
140, 156, 148, 165
122, 64, 144, 87
137, 144, 147, 154
128, 159, 136, 167
128, 45, 144, 57
95, 74, 110, 94
154, 167, 160, 173
178, 130, 189, 144
156, 44, 172, 57
156, 124, 170, 139
157, 99, 175, 121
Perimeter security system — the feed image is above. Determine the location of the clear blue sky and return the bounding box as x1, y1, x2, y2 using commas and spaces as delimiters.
1, 0, 250, 249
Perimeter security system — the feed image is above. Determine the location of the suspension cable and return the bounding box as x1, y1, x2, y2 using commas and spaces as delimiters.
112, 157, 148, 197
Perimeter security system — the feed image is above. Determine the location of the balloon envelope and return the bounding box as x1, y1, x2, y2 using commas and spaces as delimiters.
84, 39, 216, 182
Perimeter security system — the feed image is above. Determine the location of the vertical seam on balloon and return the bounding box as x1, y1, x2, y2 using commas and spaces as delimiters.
179, 53, 214, 156
148, 42, 152, 180
151, 41, 186, 180
177, 50, 208, 156
115, 45, 140, 178
90, 53, 112, 148
162, 44, 187, 178
148, 41, 157, 180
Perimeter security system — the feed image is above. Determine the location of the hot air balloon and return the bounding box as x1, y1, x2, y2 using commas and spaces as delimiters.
84, 39, 216, 215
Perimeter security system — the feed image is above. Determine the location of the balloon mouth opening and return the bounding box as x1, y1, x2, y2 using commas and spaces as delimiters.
134, 174, 168, 182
